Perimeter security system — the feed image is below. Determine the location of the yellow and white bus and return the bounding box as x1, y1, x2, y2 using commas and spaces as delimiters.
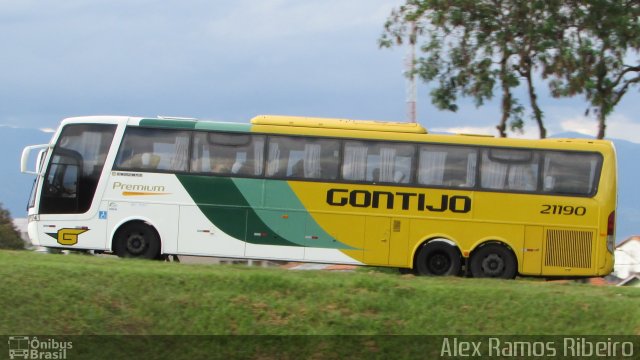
21, 115, 617, 278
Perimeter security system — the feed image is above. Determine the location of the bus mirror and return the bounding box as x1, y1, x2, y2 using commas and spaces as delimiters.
21, 144, 51, 176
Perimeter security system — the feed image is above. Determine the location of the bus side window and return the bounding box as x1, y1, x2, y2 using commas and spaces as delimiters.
418, 145, 476, 188
542, 152, 601, 195
115, 128, 190, 172
267, 136, 340, 180
480, 149, 538, 191
191, 132, 265, 176
344, 141, 414, 184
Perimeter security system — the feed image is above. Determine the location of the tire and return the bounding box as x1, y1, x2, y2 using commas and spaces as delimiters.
469, 243, 517, 279
415, 241, 462, 276
113, 222, 160, 259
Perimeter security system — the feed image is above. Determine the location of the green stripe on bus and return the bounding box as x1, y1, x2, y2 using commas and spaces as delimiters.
139, 119, 197, 129
176, 175, 301, 247
138, 119, 252, 132
195, 122, 252, 133
233, 178, 355, 250
176, 175, 354, 249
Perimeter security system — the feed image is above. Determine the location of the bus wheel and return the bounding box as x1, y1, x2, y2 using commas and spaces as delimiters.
415, 241, 461, 276
469, 244, 517, 279
114, 222, 160, 259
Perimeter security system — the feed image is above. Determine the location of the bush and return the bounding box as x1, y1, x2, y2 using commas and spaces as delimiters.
0, 203, 24, 250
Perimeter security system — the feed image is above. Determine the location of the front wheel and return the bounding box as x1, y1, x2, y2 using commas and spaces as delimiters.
113, 222, 160, 259
469, 244, 517, 279
415, 241, 461, 276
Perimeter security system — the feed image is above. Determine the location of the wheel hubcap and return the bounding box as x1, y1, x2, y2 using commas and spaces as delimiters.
126, 233, 146, 255
481, 254, 504, 276
428, 253, 451, 275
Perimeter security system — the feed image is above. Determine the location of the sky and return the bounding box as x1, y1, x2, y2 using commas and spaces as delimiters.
1, 0, 639, 142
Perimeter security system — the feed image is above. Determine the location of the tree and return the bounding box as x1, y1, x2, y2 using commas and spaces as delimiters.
510, 1, 564, 139
381, 0, 639, 139
381, 0, 556, 138
0, 203, 25, 250
541, 0, 640, 139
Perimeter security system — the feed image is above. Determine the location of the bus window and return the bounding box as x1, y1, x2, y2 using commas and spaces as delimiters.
480, 149, 539, 191
266, 136, 340, 180
342, 141, 415, 184
115, 128, 190, 172
418, 145, 477, 188
542, 152, 601, 196
191, 133, 265, 176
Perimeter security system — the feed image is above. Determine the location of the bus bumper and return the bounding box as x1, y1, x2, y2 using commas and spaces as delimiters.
28, 219, 40, 246
598, 251, 615, 276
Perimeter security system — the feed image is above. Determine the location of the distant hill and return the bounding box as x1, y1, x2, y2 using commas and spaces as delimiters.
1, 127, 637, 242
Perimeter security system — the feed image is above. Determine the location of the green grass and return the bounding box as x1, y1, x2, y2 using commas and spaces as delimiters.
1, 250, 639, 335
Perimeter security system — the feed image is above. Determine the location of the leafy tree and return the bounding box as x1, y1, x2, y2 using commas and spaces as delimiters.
381, 0, 639, 139
541, 0, 640, 139
509, 1, 565, 139
0, 203, 24, 250
381, 0, 553, 137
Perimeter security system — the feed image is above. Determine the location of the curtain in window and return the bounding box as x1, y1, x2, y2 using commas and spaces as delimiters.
380, 147, 397, 182
253, 137, 264, 175
508, 165, 535, 190
587, 159, 597, 191
78, 131, 102, 176
190, 136, 203, 172
343, 144, 367, 180
481, 153, 507, 189
170, 135, 189, 171
267, 142, 280, 176
303, 143, 321, 178
465, 153, 477, 187
418, 150, 446, 185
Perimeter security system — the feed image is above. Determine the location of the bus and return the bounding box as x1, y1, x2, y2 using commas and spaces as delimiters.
20, 115, 617, 279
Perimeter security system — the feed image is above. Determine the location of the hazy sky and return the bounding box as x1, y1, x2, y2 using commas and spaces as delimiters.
1, 0, 639, 142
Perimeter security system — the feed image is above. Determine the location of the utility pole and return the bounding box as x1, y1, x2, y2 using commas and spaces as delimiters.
405, 21, 417, 123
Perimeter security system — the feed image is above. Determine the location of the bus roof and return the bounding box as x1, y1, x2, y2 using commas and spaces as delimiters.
57, 115, 615, 154
250, 115, 427, 134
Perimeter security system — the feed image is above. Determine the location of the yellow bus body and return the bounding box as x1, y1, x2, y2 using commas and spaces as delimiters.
251, 115, 617, 277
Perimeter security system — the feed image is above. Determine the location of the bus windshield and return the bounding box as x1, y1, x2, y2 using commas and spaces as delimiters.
40, 124, 116, 214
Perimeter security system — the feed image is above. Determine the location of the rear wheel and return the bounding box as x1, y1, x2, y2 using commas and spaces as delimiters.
113, 222, 160, 259
415, 241, 461, 276
469, 244, 517, 279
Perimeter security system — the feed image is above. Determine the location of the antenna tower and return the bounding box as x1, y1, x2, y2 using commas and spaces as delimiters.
405, 21, 418, 123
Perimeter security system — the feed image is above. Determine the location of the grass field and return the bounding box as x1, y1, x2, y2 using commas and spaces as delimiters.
1, 250, 639, 336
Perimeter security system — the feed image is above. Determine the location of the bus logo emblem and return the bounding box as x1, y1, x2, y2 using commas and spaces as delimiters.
46, 228, 89, 246
8, 336, 29, 359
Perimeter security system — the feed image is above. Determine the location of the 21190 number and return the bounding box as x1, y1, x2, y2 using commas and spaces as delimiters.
540, 205, 586, 216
